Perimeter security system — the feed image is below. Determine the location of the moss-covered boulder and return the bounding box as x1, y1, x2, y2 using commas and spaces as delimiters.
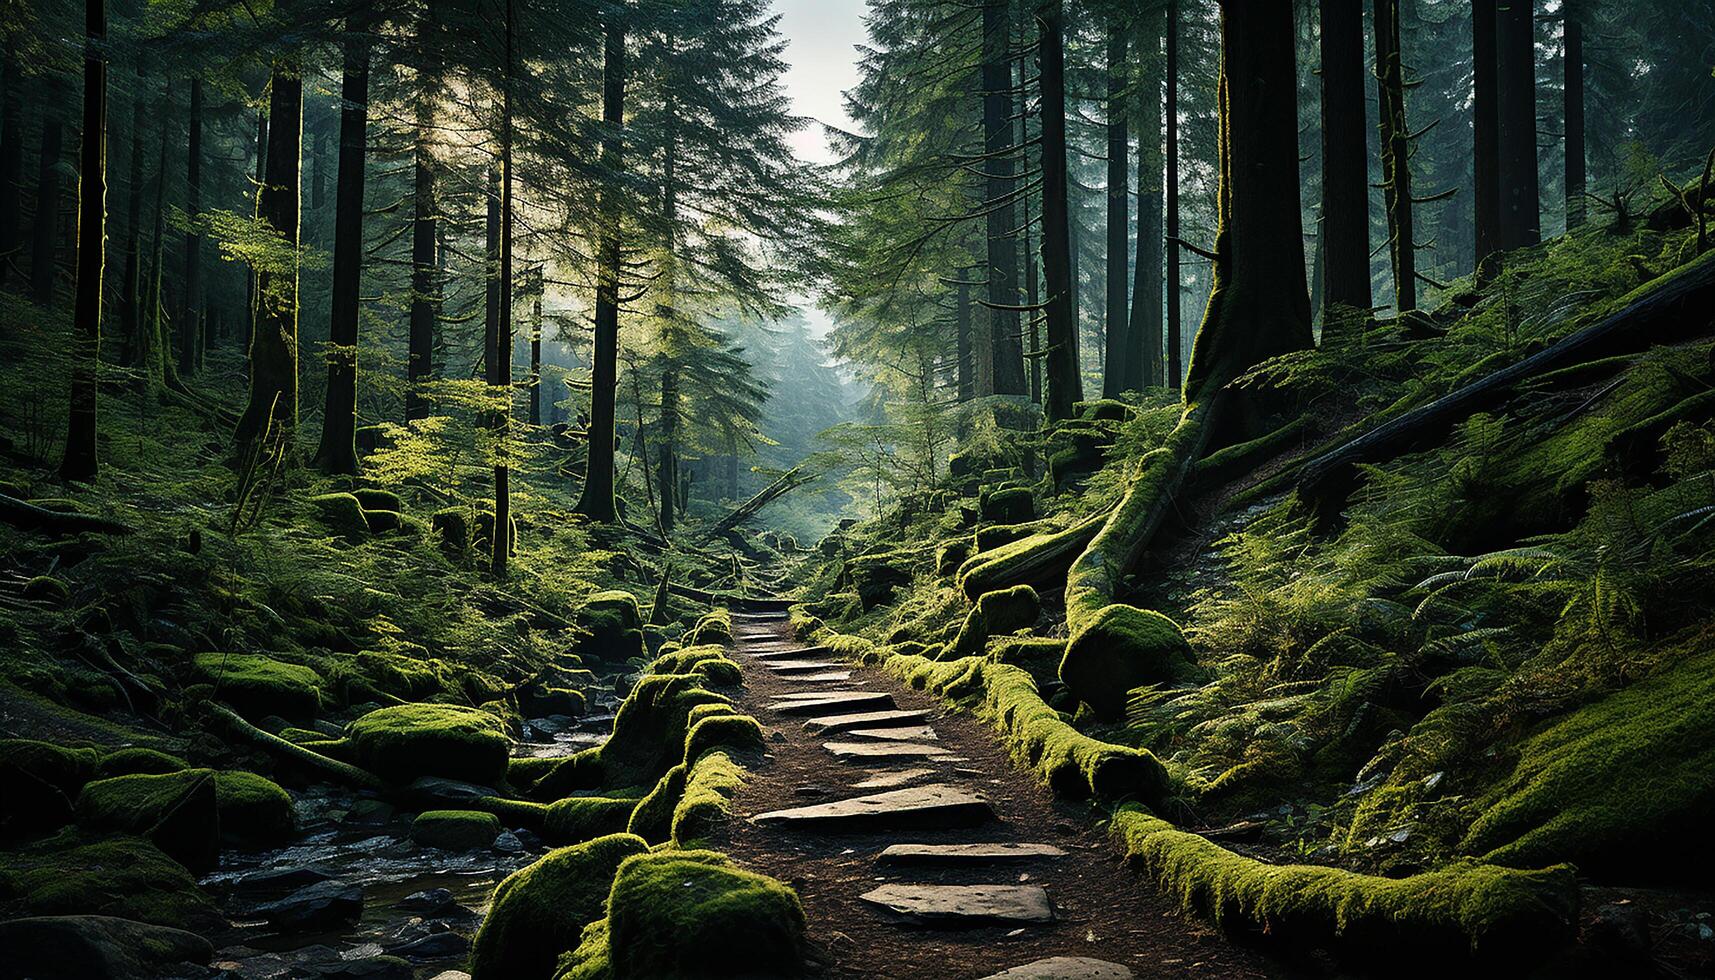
431, 507, 471, 553
978, 485, 1036, 524
1076, 398, 1132, 422
576, 590, 647, 662
309, 492, 371, 540
22, 575, 69, 603
597, 673, 733, 786
1059, 605, 1196, 718
543, 796, 641, 845
346, 703, 511, 786
411, 809, 502, 850
945, 585, 1040, 659
687, 609, 732, 646
469, 833, 650, 980
935, 539, 972, 576
75, 769, 295, 849
210, 771, 297, 843
602, 850, 806, 979
351, 488, 403, 512
192, 652, 323, 719
74, 771, 219, 873
0, 833, 224, 930
0, 914, 215, 979
847, 551, 914, 609
95, 747, 188, 778
649, 645, 743, 688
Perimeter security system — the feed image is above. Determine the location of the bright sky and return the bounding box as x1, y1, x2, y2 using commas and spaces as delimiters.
769, 0, 867, 340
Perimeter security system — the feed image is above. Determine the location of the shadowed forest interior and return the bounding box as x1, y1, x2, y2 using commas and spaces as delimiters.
0, 0, 1712, 978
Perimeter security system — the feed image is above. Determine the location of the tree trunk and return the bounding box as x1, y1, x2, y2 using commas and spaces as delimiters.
1319, 0, 1372, 333
1563, 2, 1585, 230
60, 0, 106, 482
955, 277, 973, 400
406, 85, 436, 421
178, 77, 202, 377
1103, 22, 1130, 398
1472, 0, 1501, 277
1017, 47, 1042, 406
313, 19, 370, 475
31, 114, 63, 304
1495, 0, 1540, 250
1129, 23, 1163, 390
493, 0, 514, 578
1165, 0, 1182, 390
119, 67, 145, 367
1036, 0, 1081, 422
484, 165, 500, 390
529, 274, 542, 425
982, 0, 1025, 397
658, 364, 679, 530
0, 41, 22, 289
1373, 0, 1416, 312
576, 17, 625, 523
244, 103, 266, 350
234, 64, 303, 451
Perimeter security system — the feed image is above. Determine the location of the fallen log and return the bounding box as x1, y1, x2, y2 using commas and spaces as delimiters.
0, 494, 135, 535
1295, 251, 1715, 509
698, 466, 814, 541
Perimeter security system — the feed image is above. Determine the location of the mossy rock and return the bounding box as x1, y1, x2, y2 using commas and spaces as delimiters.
469, 833, 650, 980
687, 609, 732, 646
473, 509, 519, 557
22, 575, 69, 603
0, 832, 224, 931
625, 764, 686, 844
945, 585, 1040, 660
1076, 398, 1132, 421
935, 539, 972, 576
192, 652, 323, 720
411, 809, 502, 850
75, 769, 295, 848
351, 488, 403, 512
649, 645, 743, 688
431, 507, 471, 553
210, 771, 297, 844
1460, 648, 1715, 881
0, 914, 216, 979
521, 683, 587, 717
347, 703, 511, 786
598, 673, 733, 786
0, 740, 100, 799
1060, 605, 1196, 718
846, 551, 914, 609
603, 850, 806, 979
362, 507, 402, 533
682, 713, 764, 766
988, 636, 1068, 687
576, 590, 647, 662
978, 485, 1036, 524
670, 751, 747, 845
345, 651, 452, 701
309, 492, 371, 540
543, 796, 640, 845
95, 747, 188, 778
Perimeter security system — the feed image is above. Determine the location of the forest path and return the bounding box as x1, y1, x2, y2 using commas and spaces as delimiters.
707, 611, 1300, 980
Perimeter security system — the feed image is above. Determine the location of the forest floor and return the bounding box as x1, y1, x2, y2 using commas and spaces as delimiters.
711, 613, 1313, 980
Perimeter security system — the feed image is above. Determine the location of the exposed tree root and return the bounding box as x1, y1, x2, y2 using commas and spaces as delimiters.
0, 494, 135, 535
209, 702, 385, 791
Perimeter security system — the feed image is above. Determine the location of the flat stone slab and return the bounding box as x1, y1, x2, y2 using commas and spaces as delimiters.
851, 768, 937, 789
876, 843, 1068, 866
767, 660, 843, 674
803, 709, 931, 734
824, 741, 952, 760
767, 692, 896, 716
752, 783, 991, 831
794, 671, 853, 683
977, 957, 1134, 980
750, 646, 831, 661
846, 725, 938, 742
774, 690, 857, 700
859, 884, 1054, 927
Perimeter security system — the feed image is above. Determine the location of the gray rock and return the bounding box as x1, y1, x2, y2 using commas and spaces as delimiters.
753, 783, 992, 831
803, 709, 931, 734
767, 660, 843, 674
492, 830, 524, 853
253, 880, 364, 929
977, 956, 1135, 979
858, 883, 1055, 926
387, 931, 471, 960
851, 768, 936, 789
846, 725, 939, 742
767, 692, 896, 716
394, 888, 457, 916
824, 740, 952, 760
0, 915, 213, 980
877, 842, 1069, 866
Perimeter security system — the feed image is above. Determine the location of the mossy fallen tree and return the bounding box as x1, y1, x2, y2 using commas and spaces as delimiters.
0, 493, 134, 535
1295, 249, 1715, 509
1112, 805, 1579, 965
942, 585, 1039, 659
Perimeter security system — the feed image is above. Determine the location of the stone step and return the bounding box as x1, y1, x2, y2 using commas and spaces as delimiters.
803, 709, 931, 734
774, 690, 856, 701
749, 646, 831, 661
977, 957, 1134, 980
767, 692, 896, 716
851, 768, 937, 790
876, 843, 1068, 866
845, 725, 938, 742
793, 671, 853, 683
767, 660, 843, 674
858, 883, 1054, 927
752, 783, 992, 831
824, 741, 953, 761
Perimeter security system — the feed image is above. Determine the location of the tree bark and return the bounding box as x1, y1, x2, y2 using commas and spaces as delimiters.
60, 0, 106, 483
1165, 0, 1182, 390
1373, 0, 1416, 312
1036, 0, 1081, 422
1472, 0, 1501, 277
1103, 22, 1130, 398
0, 40, 22, 289
1017, 48, 1042, 405
493, 0, 514, 578
119, 68, 145, 367
234, 64, 303, 451
406, 75, 437, 421
244, 102, 267, 349
529, 273, 542, 425
178, 77, 202, 377
982, 0, 1026, 396
956, 276, 973, 400
1319, 0, 1372, 332
576, 16, 626, 523
1129, 25, 1163, 390
1563, 2, 1585, 230
313, 19, 371, 475
1495, 0, 1540, 250
31, 114, 63, 305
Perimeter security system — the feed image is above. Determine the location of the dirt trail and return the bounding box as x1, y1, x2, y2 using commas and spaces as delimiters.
708, 612, 1302, 980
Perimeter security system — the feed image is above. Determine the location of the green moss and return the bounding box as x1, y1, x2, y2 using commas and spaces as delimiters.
96, 748, 188, 778
978, 485, 1036, 524
577, 590, 647, 662
346, 703, 511, 785
351, 488, 403, 512
598, 673, 732, 786
22, 575, 69, 603
956, 513, 1102, 601
987, 636, 1066, 687
1077, 398, 1133, 422
411, 809, 502, 850
344, 650, 453, 701
309, 492, 371, 540
0, 832, 223, 931
649, 645, 743, 688
75, 769, 294, 847
191, 652, 323, 719
935, 539, 971, 576
601, 850, 806, 980
1060, 605, 1197, 718
211, 771, 296, 843
1111, 805, 1578, 963
687, 609, 732, 646
431, 507, 470, 553
671, 751, 747, 846
544, 796, 641, 845
625, 763, 686, 844
846, 550, 916, 609
1, 740, 100, 797
681, 712, 764, 766
973, 519, 1056, 553
944, 585, 1040, 660
1460, 649, 1715, 880
469, 833, 650, 980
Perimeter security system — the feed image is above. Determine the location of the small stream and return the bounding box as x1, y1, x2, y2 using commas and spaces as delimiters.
204, 698, 620, 979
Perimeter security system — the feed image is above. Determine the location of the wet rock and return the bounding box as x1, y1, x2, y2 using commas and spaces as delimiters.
877, 843, 1069, 866
753, 784, 993, 831
858, 883, 1055, 926
410, 810, 501, 850
387, 931, 471, 960
345, 799, 396, 826
0, 915, 213, 980
492, 829, 524, 853
394, 888, 457, 916
309, 956, 413, 979
1585, 902, 1653, 962
253, 880, 364, 930
231, 864, 335, 894
511, 828, 543, 851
